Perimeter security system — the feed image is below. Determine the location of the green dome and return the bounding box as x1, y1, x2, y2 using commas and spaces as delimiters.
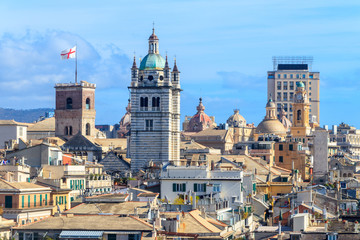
139, 54, 165, 70
296, 81, 305, 88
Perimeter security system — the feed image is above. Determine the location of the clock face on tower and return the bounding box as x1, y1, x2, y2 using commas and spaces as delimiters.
296, 94, 302, 101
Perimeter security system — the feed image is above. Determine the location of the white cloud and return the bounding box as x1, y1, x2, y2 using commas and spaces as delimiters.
0, 30, 131, 109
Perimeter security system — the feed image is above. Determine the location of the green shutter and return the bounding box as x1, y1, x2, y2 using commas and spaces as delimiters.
65, 196, 67, 205
70, 180, 73, 189
182, 183, 186, 192
203, 184, 207, 192
28, 195, 30, 207
22, 196, 24, 208
45, 194, 47, 206
173, 183, 176, 192
34, 195, 36, 207
253, 183, 256, 193
56, 196, 58, 204
40, 195, 42, 206
194, 183, 198, 192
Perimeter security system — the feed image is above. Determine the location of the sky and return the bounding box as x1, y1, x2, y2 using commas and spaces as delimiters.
0, 1, 360, 128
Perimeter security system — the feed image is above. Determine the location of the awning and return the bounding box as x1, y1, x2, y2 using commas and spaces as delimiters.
59, 231, 104, 239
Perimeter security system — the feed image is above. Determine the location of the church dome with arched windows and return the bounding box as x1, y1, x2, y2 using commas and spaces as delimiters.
227, 109, 246, 127
186, 98, 216, 132
256, 98, 286, 136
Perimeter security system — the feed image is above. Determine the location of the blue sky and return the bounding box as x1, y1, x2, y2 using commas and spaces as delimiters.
0, 1, 360, 128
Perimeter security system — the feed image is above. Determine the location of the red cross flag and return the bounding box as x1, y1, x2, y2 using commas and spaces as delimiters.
60, 46, 76, 60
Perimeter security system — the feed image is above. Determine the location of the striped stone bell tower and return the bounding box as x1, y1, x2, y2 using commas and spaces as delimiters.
129, 28, 181, 172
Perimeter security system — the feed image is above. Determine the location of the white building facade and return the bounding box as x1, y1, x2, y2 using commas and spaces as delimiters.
160, 165, 244, 209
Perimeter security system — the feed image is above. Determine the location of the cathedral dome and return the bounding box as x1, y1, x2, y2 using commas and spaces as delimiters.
266, 98, 276, 108
118, 100, 131, 137
256, 119, 287, 135
227, 109, 246, 127
139, 54, 165, 70
186, 98, 216, 132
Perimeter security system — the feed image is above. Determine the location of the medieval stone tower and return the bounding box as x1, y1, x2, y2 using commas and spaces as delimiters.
55, 81, 96, 139
129, 28, 181, 171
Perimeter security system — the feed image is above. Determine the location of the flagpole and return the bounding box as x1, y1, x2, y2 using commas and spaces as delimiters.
75, 44, 78, 83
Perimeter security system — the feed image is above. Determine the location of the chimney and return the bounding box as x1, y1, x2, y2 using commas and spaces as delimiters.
201, 206, 206, 218
134, 207, 138, 216
155, 209, 161, 229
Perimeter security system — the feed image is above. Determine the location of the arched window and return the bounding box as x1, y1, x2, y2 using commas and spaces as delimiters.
65, 127, 69, 135
297, 110, 301, 121
86, 123, 90, 136
86, 98, 90, 109
140, 97, 148, 110
69, 126, 73, 135
152, 97, 160, 110
66, 98, 73, 109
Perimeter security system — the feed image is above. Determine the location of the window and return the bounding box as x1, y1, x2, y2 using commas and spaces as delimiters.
290, 74, 293, 78
290, 92, 294, 101
309, 92, 312, 96
140, 97, 148, 111
108, 234, 116, 240
279, 144, 283, 151
279, 156, 283, 162
289, 104, 293, 112
289, 144, 293, 151
283, 82, 288, 90
296, 74, 299, 79
128, 235, 140, 240
268, 74, 274, 79
297, 110, 302, 121
277, 103, 282, 112
22, 195, 24, 208
4, 196, 12, 208
86, 98, 90, 109
283, 103, 288, 112
283, 93, 287, 101
66, 98, 73, 109
213, 184, 221, 192
284, 74, 287, 79
34, 195, 36, 207
65, 127, 69, 135
28, 195, 30, 207
69, 126, 73, 135
302, 74, 306, 78
152, 97, 160, 111
145, 120, 153, 131
290, 81, 294, 90
309, 87, 311, 90
194, 183, 207, 192
277, 82, 281, 90
277, 92, 281, 101
173, 183, 186, 192
277, 74, 281, 78
86, 123, 91, 136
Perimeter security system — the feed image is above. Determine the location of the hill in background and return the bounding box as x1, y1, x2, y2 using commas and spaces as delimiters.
0, 107, 54, 123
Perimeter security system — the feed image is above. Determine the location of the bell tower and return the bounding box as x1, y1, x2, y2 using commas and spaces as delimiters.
129, 28, 181, 172
291, 81, 311, 137
55, 81, 96, 139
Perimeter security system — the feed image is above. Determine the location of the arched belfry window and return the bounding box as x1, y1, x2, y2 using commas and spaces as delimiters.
86, 123, 91, 136
140, 97, 148, 110
297, 110, 302, 121
66, 98, 73, 109
86, 98, 90, 109
69, 126, 73, 135
65, 127, 69, 135
152, 97, 160, 110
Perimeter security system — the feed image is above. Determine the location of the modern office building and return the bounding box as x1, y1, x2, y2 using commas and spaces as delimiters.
267, 56, 320, 124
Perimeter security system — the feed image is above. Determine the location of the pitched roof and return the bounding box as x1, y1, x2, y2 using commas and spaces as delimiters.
0, 120, 29, 127
0, 179, 51, 190
61, 133, 102, 151
27, 117, 55, 132
65, 202, 150, 215
14, 215, 153, 231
